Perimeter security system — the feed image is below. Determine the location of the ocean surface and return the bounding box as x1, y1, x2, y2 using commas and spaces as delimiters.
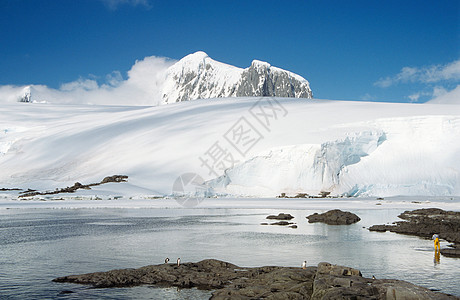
1, 197, 459, 299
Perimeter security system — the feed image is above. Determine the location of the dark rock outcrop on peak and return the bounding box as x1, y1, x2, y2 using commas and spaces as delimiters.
307, 209, 361, 225
236, 60, 312, 98
369, 208, 460, 257
266, 213, 294, 220
0, 188, 22, 191
18, 175, 128, 198
162, 51, 312, 104
53, 259, 458, 299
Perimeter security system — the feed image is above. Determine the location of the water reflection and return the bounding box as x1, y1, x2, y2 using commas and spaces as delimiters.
434, 250, 441, 265
0, 207, 459, 299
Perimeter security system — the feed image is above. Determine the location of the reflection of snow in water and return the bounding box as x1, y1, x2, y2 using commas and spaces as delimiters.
87, 222, 134, 226
0, 199, 459, 298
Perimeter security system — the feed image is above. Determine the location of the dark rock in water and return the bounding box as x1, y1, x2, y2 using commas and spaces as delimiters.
260, 222, 269, 225
53, 259, 457, 299
369, 208, 460, 257
270, 221, 294, 226
266, 213, 294, 220
369, 225, 389, 232
307, 209, 361, 225
440, 248, 460, 258
59, 290, 74, 294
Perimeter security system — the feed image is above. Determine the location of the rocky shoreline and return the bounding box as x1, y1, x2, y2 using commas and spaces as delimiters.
53, 259, 458, 299
369, 208, 460, 257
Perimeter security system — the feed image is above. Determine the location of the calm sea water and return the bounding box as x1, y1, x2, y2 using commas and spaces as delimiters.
1, 204, 459, 299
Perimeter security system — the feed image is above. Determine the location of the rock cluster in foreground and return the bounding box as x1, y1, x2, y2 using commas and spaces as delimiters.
53, 259, 457, 299
307, 209, 361, 225
369, 208, 460, 257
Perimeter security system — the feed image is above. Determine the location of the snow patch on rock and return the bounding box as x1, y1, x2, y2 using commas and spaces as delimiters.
162, 51, 312, 104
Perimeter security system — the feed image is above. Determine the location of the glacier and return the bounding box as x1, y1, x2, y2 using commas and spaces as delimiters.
209, 131, 387, 197
0, 98, 458, 198
209, 115, 460, 197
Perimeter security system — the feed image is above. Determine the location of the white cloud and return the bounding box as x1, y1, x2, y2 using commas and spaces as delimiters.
105, 71, 124, 87
375, 59, 460, 87
60, 78, 99, 91
408, 93, 421, 103
0, 55, 175, 106
359, 93, 376, 101
429, 84, 460, 104
101, 0, 151, 10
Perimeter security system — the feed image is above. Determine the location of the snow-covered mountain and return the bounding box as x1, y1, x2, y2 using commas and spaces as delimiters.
0, 98, 458, 198
0, 52, 312, 106
161, 51, 312, 104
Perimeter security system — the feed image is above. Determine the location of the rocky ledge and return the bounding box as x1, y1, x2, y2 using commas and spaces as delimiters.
266, 213, 294, 220
307, 209, 361, 225
53, 259, 458, 299
369, 208, 460, 257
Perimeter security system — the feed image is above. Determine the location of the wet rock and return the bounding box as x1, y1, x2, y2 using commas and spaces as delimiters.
53, 259, 458, 299
270, 221, 294, 226
307, 209, 361, 225
368, 225, 388, 232
440, 247, 460, 258
266, 213, 294, 220
369, 208, 460, 252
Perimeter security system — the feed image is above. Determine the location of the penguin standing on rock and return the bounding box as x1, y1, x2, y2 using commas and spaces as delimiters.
302, 261, 307, 269
177, 258, 181, 267
165, 258, 169, 264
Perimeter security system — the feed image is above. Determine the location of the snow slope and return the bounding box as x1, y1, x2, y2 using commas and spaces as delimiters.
0, 98, 459, 197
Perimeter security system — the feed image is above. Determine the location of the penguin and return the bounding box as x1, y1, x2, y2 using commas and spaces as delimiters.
372, 275, 376, 280
165, 257, 169, 264
177, 258, 181, 267
302, 261, 307, 269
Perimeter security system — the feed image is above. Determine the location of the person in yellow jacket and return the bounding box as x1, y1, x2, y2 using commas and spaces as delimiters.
432, 234, 440, 252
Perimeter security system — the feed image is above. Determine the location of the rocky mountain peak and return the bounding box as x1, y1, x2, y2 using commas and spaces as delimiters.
161, 52, 312, 104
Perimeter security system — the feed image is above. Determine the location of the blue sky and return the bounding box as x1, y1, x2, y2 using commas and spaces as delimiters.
0, 0, 458, 103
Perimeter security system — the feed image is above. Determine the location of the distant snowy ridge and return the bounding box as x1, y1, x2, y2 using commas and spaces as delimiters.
0, 52, 312, 105
161, 51, 312, 104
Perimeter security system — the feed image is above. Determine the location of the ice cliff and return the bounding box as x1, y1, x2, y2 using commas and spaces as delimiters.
208, 115, 460, 197
209, 131, 388, 196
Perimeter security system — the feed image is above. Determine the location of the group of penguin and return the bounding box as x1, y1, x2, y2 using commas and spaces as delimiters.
164, 257, 180, 266
163, 259, 376, 279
